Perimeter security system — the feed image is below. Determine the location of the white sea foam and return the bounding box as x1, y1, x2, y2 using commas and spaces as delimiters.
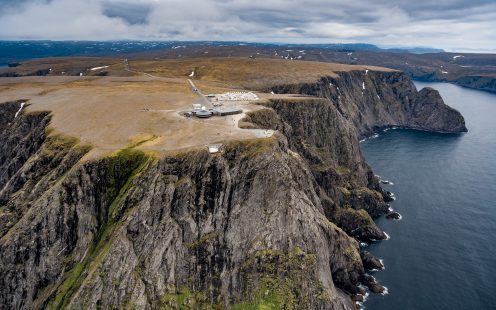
384, 232, 391, 240
360, 242, 368, 247
355, 290, 370, 310
381, 286, 389, 295
379, 259, 385, 270
388, 206, 394, 212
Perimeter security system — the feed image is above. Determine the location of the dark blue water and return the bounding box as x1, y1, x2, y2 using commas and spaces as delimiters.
362, 82, 496, 310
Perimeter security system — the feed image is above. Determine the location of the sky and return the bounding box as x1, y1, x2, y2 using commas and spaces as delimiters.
0, 0, 495, 52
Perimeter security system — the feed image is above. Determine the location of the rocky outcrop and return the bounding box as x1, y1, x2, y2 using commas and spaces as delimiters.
0, 118, 363, 309
0, 70, 467, 309
267, 70, 467, 138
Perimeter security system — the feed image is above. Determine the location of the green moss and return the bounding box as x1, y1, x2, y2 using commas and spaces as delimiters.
227, 137, 276, 160
186, 231, 218, 249
159, 287, 215, 310
47, 148, 150, 310
355, 187, 382, 200
234, 247, 326, 309
336, 165, 351, 175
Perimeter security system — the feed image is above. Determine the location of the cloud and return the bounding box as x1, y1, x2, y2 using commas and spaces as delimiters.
0, 0, 494, 51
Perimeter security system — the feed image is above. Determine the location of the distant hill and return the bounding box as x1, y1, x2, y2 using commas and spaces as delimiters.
0, 40, 443, 65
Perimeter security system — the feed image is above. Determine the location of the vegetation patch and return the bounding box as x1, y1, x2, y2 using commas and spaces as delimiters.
226, 137, 276, 160
235, 247, 327, 309
186, 231, 218, 249
47, 147, 150, 310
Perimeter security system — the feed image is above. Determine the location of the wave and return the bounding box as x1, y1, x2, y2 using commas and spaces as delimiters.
381, 286, 389, 296
384, 232, 391, 240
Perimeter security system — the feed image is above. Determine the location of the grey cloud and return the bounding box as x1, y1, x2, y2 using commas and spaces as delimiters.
0, 0, 494, 52
103, 1, 151, 25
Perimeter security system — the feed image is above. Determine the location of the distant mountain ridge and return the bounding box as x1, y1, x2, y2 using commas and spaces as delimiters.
0, 40, 443, 64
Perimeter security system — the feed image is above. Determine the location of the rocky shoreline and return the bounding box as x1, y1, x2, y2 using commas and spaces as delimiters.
0, 69, 467, 309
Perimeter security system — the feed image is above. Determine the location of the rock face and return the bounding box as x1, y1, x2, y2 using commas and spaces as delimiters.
0, 71, 467, 310
268, 70, 467, 138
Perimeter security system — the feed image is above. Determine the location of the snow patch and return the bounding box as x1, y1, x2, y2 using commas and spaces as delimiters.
452, 55, 464, 60
441, 71, 448, 74
14, 102, 26, 119
189, 71, 195, 77
365, 69, 369, 75
362, 82, 365, 90
90, 65, 109, 71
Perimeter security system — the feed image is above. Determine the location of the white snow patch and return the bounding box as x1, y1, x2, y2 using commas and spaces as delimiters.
79, 73, 83, 76
14, 102, 26, 119
441, 71, 449, 74
362, 82, 365, 90
189, 71, 195, 77
452, 55, 464, 60
377, 94, 380, 100
90, 66, 109, 71
365, 69, 369, 75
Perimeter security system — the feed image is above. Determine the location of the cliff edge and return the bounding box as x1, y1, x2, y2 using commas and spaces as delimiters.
0, 64, 467, 309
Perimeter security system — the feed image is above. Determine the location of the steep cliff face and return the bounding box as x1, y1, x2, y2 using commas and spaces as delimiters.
0, 70, 467, 310
268, 70, 467, 138
0, 109, 364, 309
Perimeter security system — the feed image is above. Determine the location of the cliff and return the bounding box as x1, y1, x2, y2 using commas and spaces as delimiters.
0, 69, 467, 309
267, 70, 467, 138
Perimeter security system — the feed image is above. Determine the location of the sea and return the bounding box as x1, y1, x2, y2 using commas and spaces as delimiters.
362, 82, 496, 310
1, 41, 495, 309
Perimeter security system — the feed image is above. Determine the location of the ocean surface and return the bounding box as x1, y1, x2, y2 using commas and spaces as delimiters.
362, 82, 496, 310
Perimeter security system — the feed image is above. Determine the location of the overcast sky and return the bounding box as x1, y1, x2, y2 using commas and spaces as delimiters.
0, 0, 495, 52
